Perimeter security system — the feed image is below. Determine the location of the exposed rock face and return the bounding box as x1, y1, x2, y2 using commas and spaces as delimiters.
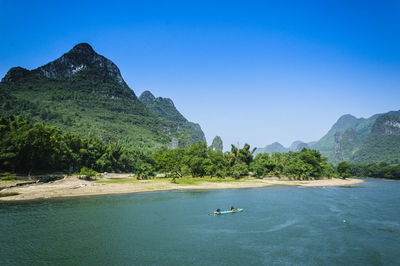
334, 132, 342, 160
371, 114, 400, 136
333, 128, 362, 161
168, 137, 179, 149
1, 67, 30, 83
32, 43, 129, 88
211, 136, 223, 151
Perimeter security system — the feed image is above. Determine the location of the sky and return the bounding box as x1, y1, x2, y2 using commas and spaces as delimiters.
1, 0, 399, 150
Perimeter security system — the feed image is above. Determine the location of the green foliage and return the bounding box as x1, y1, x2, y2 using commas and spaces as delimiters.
154, 147, 185, 178
350, 162, 400, 179
0, 70, 204, 152
251, 149, 334, 179
231, 162, 248, 178
0, 115, 147, 175
183, 142, 209, 177
228, 144, 254, 166
154, 143, 333, 180
337, 161, 352, 179
352, 135, 400, 164
0, 172, 17, 180
136, 163, 156, 180
312, 111, 400, 164
79, 167, 98, 180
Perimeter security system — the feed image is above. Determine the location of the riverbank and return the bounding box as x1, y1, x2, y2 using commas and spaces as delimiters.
0, 175, 364, 202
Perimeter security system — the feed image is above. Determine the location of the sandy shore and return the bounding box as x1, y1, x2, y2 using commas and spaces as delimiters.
0, 175, 364, 202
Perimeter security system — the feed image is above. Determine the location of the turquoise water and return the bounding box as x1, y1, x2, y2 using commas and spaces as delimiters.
1, 179, 399, 265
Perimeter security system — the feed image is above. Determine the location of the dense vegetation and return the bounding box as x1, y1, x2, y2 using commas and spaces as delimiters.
0, 115, 150, 175
153, 143, 336, 180
0, 73, 203, 151
251, 149, 334, 179
0, 115, 335, 180
349, 162, 400, 180
0, 43, 205, 151
2, 115, 398, 180
138, 90, 205, 147
311, 111, 400, 164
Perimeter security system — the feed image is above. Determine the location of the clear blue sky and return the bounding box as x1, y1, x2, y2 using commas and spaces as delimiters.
1, 0, 399, 149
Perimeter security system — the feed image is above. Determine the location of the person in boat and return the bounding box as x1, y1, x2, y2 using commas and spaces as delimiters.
214, 208, 221, 215
231, 206, 237, 212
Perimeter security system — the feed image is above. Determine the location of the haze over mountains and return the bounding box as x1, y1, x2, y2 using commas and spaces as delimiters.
0, 43, 205, 150
255, 140, 313, 155
256, 110, 400, 164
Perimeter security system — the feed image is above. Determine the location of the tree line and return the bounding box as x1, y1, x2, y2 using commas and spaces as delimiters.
349, 162, 400, 180
0, 115, 150, 175
2, 115, 398, 180
150, 142, 338, 180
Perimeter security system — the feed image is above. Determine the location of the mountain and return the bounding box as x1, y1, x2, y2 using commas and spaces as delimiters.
0, 43, 205, 150
255, 142, 288, 155
312, 110, 400, 163
288, 140, 309, 151
255, 110, 400, 164
255, 140, 310, 155
138, 90, 205, 147
210, 136, 223, 151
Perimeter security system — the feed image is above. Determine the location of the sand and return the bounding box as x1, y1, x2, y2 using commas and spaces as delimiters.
0, 175, 364, 202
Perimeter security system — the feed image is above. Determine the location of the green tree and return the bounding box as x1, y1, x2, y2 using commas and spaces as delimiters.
183, 142, 208, 177
232, 162, 248, 178
337, 161, 352, 179
136, 163, 155, 180
153, 147, 185, 178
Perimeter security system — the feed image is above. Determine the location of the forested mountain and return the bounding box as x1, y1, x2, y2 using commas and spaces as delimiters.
312, 111, 400, 163
255, 141, 310, 155
257, 110, 400, 164
0, 43, 205, 150
138, 90, 205, 148
255, 142, 288, 155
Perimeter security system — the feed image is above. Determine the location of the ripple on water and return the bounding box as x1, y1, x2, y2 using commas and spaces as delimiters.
0, 178, 399, 265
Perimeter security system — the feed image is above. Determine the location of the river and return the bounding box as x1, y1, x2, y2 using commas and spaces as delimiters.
1, 179, 399, 265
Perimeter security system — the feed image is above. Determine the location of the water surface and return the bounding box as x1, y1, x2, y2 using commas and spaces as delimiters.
1, 179, 399, 265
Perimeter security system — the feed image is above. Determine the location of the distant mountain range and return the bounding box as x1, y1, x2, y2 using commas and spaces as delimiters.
254, 140, 313, 155
0, 43, 205, 150
256, 110, 400, 164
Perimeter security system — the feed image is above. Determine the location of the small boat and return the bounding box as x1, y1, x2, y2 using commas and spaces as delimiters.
214, 208, 243, 215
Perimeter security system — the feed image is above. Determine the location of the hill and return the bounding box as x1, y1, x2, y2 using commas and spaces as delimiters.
255, 140, 310, 155
312, 111, 400, 163
138, 90, 205, 148
255, 142, 288, 155
256, 110, 400, 164
0, 43, 205, 151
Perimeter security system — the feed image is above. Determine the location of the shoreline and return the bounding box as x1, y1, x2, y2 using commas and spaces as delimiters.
0, 175, 364, 202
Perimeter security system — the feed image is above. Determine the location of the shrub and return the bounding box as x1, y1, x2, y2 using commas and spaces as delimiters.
79, 167, 98, 180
